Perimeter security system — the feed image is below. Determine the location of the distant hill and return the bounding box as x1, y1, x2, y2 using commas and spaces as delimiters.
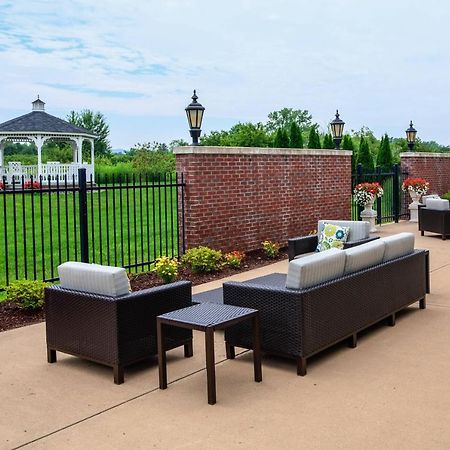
111, 148, 127, 154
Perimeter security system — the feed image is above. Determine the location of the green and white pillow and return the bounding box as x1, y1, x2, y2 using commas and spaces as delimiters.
316, 223, 350, 252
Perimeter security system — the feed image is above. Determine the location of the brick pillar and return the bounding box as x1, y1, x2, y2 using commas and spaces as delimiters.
175, 146, 352, 252
401, 152, 450, 196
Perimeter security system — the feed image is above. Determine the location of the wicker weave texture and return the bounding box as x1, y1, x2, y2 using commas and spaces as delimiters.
45, 281, 193, 368
224, 250, 428, 360
419, 208, 450, 239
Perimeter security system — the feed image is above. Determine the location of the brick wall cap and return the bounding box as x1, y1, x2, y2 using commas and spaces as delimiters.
400, 152, 450, 158
174, 146, 352, 157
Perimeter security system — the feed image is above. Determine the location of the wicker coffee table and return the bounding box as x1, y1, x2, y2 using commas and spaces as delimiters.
157, 302, 262, 405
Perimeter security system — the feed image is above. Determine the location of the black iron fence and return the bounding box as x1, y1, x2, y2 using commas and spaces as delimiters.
351, 164, 409, 223
0, 169, 185, 288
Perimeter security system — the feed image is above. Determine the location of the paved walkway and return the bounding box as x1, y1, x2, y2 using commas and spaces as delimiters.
1, 221, 450, 449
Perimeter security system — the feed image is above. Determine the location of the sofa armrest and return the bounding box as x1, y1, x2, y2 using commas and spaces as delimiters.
343, 236, 380, 249
288, 235, 318, 261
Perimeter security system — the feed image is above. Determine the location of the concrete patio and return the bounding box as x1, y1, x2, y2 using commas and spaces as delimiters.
1, 221, 450, 449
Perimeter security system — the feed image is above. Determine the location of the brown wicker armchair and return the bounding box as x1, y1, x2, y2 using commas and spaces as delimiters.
45, 281, 193, 384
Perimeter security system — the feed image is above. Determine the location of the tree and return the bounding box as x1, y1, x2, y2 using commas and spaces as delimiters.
266, 108, 313, 133
67, 110, 111, 157
274, 128, 290, 148
289, 122, 303, 148
200, 122, 271, 147
322, 133, 334, 149
307, 127, 321, 149
341, 135, 354, 151
376, 133, 393, 170
356, 137, 374, 172
342, 134, 356, 171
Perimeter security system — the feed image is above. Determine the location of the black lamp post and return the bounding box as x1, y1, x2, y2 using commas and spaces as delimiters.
185, 90, 205, 146
405, 120, 417, 151
330, 110, 345, 149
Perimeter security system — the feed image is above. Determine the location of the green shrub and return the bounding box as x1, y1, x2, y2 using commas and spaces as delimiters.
151, 256, 179, 283
262, 240, 280, 258
442, 191, 450, 201
289, 122, 303, 149
182, 246, 223, 273
5, 280, 49, 310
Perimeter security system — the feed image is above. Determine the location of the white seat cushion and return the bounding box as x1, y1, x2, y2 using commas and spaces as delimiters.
286, 248, 346, 290
425, 198, 449, 211
318, 220, 369, 242
343, 239, 386, 274
58, 262, 130, 297
293, 251, 315, 260
381, 232, 415, 262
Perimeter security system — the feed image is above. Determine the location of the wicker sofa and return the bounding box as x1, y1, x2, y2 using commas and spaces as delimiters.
418, 197, 450, 240
45, 263, 193, 384
288, 220, 377, 261
224, 233, 429, 376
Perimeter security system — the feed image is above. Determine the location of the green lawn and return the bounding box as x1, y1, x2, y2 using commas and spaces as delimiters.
0, 184, 180, 288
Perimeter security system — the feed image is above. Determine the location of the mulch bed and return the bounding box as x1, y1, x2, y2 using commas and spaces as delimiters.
0, 248, 288, 333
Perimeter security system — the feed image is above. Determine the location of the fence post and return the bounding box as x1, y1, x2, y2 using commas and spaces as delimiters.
392, 164, 400, 223
375, 166, 382, 225
78, 168, 89, 263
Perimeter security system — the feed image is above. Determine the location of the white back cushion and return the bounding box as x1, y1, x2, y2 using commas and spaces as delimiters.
425, 198, 449, 211
421, 194, 440, 206
58, 262, 130, 297
286, 248, 346, 290
344, 239, 386, 274
318, 220, 369, 242
381, 232, 415, 262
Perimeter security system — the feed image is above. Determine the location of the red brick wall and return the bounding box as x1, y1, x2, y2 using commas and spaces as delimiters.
401, 153, 450, 196
175, 147, 352, 252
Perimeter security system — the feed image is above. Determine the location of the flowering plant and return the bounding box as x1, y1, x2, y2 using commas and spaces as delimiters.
151, 256, 179, 283
402, 178, 429, 195
23, 180, 41, 190
353, 182, 384, 207
223, 251, 245, 269
0, 181, 4, 191
262, 240, 280, 258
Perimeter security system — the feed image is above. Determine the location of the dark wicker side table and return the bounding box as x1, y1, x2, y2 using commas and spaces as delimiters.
157, 303, 262, 405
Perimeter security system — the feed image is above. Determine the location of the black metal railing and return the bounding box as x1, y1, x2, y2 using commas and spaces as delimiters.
0, 169, 185, 288
351, 163, 409, 223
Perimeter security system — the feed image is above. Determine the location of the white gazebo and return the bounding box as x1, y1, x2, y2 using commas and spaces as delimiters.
0, 97, 96, 184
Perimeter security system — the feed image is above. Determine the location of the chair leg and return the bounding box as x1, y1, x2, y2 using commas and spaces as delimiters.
297, 357, 307, 376
47, 348, 56, 363
419, 297, 426, 309
113, 365, 124, 385
348, 333, 357, 348
225, 342, 235, 359
184, 340, 193, 357
387, 313, 396, 327
421, 231, 424, 236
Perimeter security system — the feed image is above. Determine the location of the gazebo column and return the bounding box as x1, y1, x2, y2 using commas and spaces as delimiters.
76, 137, 82, 166
0, 140, 4, 168
35, 135, 43, 178
70, 141, 78, 163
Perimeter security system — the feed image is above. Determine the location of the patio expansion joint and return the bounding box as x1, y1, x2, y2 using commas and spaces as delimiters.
12, 349, 251, 449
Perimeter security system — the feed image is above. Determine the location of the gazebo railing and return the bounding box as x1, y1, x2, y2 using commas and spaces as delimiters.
0, 163, 94, 184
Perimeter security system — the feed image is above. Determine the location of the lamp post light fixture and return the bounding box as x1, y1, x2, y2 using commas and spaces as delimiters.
405, 120, 417, 151
185, 90, 205, 146
330, 110, 345, 149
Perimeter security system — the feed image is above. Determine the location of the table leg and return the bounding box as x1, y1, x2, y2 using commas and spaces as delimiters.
157, 319, 167, 390
252, 314, 262, 382
205, 327, 216, 405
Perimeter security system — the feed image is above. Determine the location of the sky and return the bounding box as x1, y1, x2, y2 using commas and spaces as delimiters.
0, 0, 449, 150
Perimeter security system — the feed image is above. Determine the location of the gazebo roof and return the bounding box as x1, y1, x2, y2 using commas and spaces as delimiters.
0, 98, 96, 138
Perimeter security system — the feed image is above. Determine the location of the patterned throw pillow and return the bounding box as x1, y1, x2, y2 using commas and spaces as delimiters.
316, 223, 350, 252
